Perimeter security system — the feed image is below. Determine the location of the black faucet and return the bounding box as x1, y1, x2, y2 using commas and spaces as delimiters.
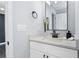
52, 30, 58, 38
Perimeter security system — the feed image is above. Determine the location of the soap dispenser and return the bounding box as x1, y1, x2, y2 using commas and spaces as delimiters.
66, 30, 72, 39
46, 17, 49, 30
43, 19, 46, 32
43, 17, 49, 32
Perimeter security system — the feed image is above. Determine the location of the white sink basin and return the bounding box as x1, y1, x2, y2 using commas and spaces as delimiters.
44, 38, 76, 47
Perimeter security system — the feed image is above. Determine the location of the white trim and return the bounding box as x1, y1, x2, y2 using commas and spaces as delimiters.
5, 1, 14, 58
0, 11, 5, 14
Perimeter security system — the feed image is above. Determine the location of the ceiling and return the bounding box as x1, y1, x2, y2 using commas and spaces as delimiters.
0, 1, 5, 8
0, 1, 5, 14
50, 1, 67, 10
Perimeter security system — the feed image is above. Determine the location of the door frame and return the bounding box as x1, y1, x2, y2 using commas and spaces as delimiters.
5, 1, 14, 58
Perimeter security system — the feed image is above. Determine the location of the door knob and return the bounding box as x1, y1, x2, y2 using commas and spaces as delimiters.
7, 41, 9, 45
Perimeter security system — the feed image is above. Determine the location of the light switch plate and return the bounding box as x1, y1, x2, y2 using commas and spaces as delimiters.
17, 24, 26, 31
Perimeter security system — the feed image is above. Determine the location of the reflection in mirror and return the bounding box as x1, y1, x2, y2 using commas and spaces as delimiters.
45, 1, 68, 31
45, 2, 52, 31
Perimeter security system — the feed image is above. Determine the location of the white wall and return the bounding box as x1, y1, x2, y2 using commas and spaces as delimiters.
11, 1, 45, 58
68, 1, 75, 35
46, 3, 52, 30
5, 1, 14, 57
75, 2, 79, 39
68, 1, 79, 40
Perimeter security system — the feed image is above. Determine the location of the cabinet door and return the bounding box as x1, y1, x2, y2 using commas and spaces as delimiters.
44, 53, 59, 58
30, 48, 45, 58
48, 55, 58, 58
45, 44, 78, 58
48, 54, 60, 58
30, 41, 78, 58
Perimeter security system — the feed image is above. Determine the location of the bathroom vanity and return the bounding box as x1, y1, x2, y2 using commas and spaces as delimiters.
29, 1, 79, 58
30, 36, 79, 58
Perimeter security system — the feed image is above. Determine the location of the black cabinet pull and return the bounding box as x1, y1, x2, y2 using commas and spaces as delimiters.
47, 55, 49, 58
43, 54, 45, 58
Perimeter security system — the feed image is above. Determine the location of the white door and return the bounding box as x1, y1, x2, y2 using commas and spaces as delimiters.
5, 1, 14, 58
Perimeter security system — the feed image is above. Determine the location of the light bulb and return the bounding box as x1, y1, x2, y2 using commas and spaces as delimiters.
55, 1, 57, 4
0, 8, 4, 11
46, 1, 50, 6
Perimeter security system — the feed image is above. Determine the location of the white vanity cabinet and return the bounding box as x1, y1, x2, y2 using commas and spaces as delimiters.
30, 48, 44, 58
30, 45, 58, 58
30, 41, 78, 58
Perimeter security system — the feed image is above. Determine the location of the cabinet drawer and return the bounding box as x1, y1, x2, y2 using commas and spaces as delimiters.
30, 48, 44, 58
45, 44, 78, 58
30, 41, 46, 52
30, 41, 78, 58
30, 48, 59, 58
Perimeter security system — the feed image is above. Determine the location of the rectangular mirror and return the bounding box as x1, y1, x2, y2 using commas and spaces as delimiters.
45, 1, 68, 31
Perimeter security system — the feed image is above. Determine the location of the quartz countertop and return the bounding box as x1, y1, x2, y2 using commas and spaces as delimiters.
30, 35, 79, 50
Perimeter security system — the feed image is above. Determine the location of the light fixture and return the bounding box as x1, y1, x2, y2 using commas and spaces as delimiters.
54, 1, 57, 4
0, 8, 5, 11
46, 1, 50, 6
32, 11, 38, 19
